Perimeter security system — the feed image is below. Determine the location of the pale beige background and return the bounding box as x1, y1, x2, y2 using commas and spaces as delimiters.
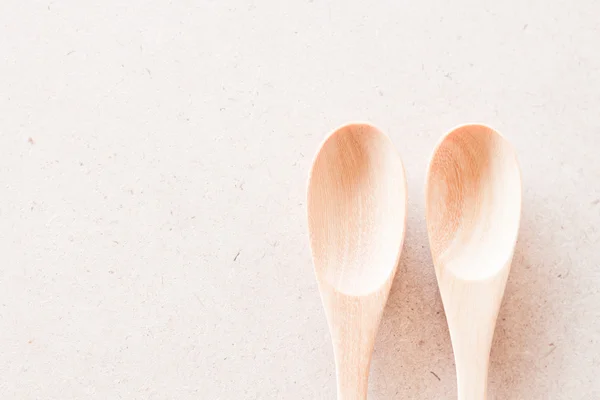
1, 0, 599, 399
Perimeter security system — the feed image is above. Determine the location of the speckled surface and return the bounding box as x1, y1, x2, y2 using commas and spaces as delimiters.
1, 0, 599, 398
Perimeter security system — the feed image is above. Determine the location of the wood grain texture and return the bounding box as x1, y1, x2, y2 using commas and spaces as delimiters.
425, 124, 522, 400
307, 123, 407, 400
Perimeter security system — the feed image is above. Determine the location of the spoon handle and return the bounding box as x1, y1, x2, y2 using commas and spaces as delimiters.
438, 270, 510, 400
330, 309, 378, 400
333, 347, 370, 400
453, 331, 492, 400
322, 291, 388, 400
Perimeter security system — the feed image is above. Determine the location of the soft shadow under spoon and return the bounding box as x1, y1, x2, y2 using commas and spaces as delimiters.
425, 124, 522, 400
307, 123, 407, 400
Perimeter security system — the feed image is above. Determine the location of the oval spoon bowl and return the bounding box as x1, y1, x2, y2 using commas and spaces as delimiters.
308, 123, 407, 296
426, 124, 522, 279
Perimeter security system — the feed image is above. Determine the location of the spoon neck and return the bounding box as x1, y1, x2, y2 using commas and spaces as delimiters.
453, 341, 491, 400
448, 317, 494, 400
331, 326, 374, 400
334, 357, 370, 400
329, 309, 380, 400
323, 290, 388, 400
456, 369, 489, 400
437, 270, 511, 400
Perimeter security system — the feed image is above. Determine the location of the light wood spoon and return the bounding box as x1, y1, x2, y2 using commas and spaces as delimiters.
425, 124, 522, 400
307, 123, 407, 400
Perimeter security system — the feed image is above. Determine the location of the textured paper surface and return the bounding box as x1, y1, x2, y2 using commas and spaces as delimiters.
1, 0, 599, 398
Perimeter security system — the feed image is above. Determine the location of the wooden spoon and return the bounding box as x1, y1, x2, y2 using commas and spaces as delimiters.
307, 123, 407, 400
425, 124, 522, 400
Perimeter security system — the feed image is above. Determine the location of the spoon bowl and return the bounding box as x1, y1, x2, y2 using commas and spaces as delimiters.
425, 124, 521, 399
308, 123, 407, 399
